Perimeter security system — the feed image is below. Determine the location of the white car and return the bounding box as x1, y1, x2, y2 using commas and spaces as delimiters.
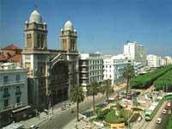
30, 125, 39, 129
156, 118, 162, 124
162, 109, 167, 114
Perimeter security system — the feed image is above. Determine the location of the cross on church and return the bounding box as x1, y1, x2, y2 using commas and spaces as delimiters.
34, 0, 38, 10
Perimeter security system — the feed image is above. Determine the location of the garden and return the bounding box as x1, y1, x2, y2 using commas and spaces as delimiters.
83, 101, 134, 128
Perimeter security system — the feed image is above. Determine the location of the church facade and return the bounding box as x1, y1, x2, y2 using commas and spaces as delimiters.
22, 10, 79, 109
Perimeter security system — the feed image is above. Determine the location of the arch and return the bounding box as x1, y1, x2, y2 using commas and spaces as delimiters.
49, 54, 69, 105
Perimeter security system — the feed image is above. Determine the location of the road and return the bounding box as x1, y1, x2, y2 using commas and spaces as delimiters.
138, 101, 170, 129
39, 88, 125, 129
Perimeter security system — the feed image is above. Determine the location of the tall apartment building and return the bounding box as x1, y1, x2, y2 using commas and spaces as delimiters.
103, 54, 129, 85
124, 41, 146, 65
79, 53, 103, 92
0, 63, 28, 127
22, 10, 79, 109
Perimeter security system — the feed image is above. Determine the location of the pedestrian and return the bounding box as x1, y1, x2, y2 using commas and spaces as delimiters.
75, 124, 78, 129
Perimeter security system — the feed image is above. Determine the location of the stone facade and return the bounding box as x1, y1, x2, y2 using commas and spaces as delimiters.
22, 10, 79, 110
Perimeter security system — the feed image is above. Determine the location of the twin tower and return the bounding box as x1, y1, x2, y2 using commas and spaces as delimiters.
22, 10, 79, 109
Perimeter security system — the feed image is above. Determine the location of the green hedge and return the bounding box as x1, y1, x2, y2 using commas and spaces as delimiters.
154, 70, 172, 91
130, 65, 172, 89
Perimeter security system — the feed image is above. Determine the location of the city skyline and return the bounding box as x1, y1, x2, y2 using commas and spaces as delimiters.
1, 0, 172, 56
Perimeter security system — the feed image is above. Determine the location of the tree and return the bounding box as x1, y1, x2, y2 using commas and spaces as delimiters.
101, 79, 113, 101
70, 85, 85, 121
87, 81, 99, 114
123, 64, 135, 96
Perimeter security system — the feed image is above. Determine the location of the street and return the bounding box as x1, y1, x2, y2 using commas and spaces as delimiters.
39, 88, 125, 129
138, 101, 170, 129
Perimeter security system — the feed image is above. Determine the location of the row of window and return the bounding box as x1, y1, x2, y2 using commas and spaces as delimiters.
2, 86, 21, 97
3, 96, 21, 108
89, 60, 103, 65
89, 66, 103, 70
3, 74, 20, 84
90, 71, 103, 76
90, 76, 103, 82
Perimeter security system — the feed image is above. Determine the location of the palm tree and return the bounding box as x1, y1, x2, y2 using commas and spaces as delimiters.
70, 85, 85, 121
87, 81, 99, 114
123, 63, 135, 96
101, 79, 113, 101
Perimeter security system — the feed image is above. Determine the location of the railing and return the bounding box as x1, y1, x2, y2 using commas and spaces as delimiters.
3, 93, 10, 98
2, 105, 13, 111
0, 80, 25, 86
15, 91, 22, 96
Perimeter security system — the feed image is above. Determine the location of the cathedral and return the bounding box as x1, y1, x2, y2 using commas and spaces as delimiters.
22, 10, 79, 110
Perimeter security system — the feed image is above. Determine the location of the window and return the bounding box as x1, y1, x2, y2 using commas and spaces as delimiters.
27, 34, 31, 38
16, 86, 21, 95
4, 99, 9, 107
3, 87, 9, 96
27, 34, 32, 48
62, 39, 67, 50
16, 96, 21, 104
16, 74, 20, 82
3, 76, 8, 83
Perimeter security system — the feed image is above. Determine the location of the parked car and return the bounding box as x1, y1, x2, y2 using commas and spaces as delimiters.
30, 125, 39, 129
162, 109, 167, 114
156, 118, 162, 124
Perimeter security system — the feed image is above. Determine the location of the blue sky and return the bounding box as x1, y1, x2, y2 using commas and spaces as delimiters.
0, 0, 172, 56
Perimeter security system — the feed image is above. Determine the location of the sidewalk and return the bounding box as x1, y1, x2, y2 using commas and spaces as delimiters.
19, 101, 68, 128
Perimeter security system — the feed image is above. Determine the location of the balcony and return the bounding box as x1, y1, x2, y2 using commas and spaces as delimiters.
0, 80, 25, 87
15, 91, 22, 96
3, 105, 12, 111
80, 76, 88, 79
80, 70, 88, 73
3, 93, 10, 98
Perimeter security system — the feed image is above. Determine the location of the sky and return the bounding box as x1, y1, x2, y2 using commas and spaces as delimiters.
0, 0, 172, 56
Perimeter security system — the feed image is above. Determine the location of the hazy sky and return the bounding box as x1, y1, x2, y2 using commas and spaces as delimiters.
0, 0, 172, 56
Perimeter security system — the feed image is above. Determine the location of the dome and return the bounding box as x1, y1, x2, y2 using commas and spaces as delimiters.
29, 10, 43, 23
64, 20, 74, 31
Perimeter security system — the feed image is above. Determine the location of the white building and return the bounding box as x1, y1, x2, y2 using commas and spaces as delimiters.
123, 41, 146, 65
160, 57, 167, 66
165, 56, 172, 65
0, 63, 28, 127
103, 54, 129, 85
79, 53, 103, 91
147, 54, 161, 68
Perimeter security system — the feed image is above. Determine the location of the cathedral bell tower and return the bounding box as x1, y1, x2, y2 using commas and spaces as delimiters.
22, 10, 49, 109
60, 21, 77, 52
24, 10, 47, 51
60, 21, 79, 96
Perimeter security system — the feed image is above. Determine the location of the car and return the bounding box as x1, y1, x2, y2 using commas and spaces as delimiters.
156, 118, 162, 124
162, 109, 167, 114
30, 125, 39, 129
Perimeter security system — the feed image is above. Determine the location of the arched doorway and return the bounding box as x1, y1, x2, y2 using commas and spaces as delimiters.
49, 61, 69, 105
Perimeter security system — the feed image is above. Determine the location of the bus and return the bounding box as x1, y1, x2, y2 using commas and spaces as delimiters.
144, 99, 163, 121
144, 102, 158, 121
